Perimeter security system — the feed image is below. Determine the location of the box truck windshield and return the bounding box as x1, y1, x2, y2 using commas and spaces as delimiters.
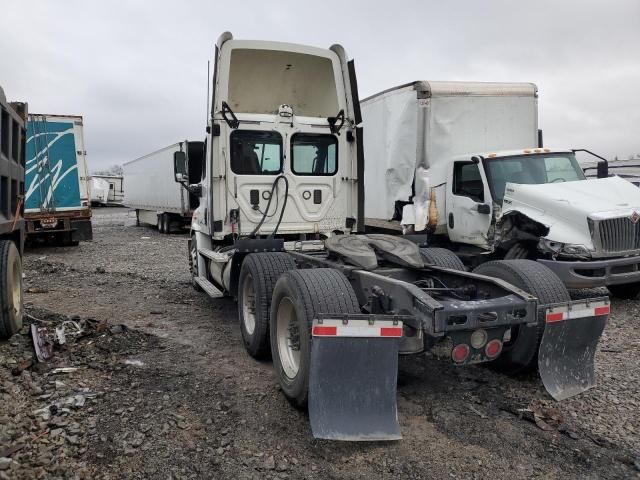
483, 153, 586, 202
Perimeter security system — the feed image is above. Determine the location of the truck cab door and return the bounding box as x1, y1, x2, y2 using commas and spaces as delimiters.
446, 160, 493, 248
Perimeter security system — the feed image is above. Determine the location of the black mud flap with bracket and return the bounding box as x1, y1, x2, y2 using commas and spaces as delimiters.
308, 315, 403, 441
538, 298, 609, 401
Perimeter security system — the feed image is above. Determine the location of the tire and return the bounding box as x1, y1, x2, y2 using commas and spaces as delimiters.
135, 210, 140, 227
157, 214, 165, 233
189, 236, 204, 292
164, 214, 172, 234
270, 269, 360, 408
472, 259, 570, 374
238, 253, 297, 359
420, 247, 466, 271
608, 282, 640, 299
0, 241, 24, 339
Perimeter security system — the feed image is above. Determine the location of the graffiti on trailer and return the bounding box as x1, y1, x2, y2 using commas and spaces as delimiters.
25, 119, 82, 212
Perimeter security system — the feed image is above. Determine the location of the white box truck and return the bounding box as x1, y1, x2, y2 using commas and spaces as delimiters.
362, 81, 640, 297
123, 141, 204, 233
25, 114, 93, 245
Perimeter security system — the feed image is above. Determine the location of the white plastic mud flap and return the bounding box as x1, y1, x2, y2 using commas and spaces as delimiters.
538, 298, 609, 401
309, 317, 403, 441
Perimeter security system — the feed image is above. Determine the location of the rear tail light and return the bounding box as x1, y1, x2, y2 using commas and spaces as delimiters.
451, 344, 470, 363
470, 329, 488, 349
485, 339, 502, 359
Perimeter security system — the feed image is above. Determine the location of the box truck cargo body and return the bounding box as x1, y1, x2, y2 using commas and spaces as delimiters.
362, 81, 640, 296
124, 141, 204, 233
25, 114, 92, 244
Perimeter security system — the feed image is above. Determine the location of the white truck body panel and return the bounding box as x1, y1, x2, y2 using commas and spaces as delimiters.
92, 175, 124, 203
124, 143, 190, 216
361, 81, 538, 220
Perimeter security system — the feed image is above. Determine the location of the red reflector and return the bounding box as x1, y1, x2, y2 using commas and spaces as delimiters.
451, 344, 470, 363
312, 325, 337, 336
594, 306, 610, 316
380, 327, 403, 337
485, 339, 502, 358
546, 312, 564, 323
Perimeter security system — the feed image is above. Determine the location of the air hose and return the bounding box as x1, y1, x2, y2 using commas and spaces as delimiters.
250, 174, 289, 238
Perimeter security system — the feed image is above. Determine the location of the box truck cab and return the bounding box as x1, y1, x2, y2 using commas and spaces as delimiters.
362, 81, 640, 297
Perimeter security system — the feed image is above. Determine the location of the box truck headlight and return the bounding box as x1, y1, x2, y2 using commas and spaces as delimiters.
561, 243, 591, 257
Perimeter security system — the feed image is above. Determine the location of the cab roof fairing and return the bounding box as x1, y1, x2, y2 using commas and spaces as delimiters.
212, 33, 353, 122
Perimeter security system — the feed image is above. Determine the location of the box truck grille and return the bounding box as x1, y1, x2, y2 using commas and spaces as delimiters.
596, 217, 640, 254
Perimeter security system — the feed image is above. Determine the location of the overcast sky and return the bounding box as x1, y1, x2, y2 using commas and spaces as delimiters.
1, 0, 639, 171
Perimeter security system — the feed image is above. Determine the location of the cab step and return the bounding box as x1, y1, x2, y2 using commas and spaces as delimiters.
194, 276, 225, 298
198, 247, 230, 263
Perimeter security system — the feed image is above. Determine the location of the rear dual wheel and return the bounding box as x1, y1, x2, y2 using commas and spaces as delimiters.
473, 259, 570, 374
270, 269, 359, 408
237, 253, 296, 359
157, 213, 171, 234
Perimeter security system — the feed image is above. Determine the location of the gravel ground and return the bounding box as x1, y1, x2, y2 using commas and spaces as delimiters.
0, 207, 638, 479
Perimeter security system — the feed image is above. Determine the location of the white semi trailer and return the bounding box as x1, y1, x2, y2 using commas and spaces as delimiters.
362, 81, 640, 297
124, 141, 204, 233
175, 34, 608, 441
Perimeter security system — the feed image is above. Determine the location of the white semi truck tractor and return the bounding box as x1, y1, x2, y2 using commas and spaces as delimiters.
175, 35, 609, 441
361, 81, 640, 298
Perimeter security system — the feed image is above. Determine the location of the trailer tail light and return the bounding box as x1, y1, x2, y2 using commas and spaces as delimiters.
485, 339, 502, 359
451, 344, 470, 363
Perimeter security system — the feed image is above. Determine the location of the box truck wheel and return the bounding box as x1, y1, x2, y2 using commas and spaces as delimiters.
0, 240, 24, 339
420, 248, 466, 271
270, 269, 359, 408
608, 282, 640, 299
238, 253, 297, 359
472, 260, 570, 374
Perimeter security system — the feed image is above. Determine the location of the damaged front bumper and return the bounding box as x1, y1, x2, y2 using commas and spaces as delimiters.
538, 255, 640, 288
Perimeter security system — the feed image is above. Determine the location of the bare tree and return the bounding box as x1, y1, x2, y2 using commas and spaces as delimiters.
93, 164, 123, 176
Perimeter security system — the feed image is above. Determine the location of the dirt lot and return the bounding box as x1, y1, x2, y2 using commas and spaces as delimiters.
1, 207, 638, 479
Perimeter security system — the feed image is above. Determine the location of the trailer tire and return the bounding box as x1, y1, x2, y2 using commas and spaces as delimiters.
157, 214, 164, 233
270, 269, 360, 408
0, 241, 23, 339
238, 253, 297, 360
420, 248, 466, 271
472, 259, 570, 374
608, 282, 640, 299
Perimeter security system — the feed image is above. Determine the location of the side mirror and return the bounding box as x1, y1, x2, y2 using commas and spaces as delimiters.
596, 160, 609, 179
174, 151, 187, 182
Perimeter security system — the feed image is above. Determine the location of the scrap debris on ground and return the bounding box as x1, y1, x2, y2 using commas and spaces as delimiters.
0, 207, 638, 480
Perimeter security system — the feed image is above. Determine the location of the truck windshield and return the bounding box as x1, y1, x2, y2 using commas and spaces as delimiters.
483, 153, 586, 202
230, 130, 282, 175
291, 134, 337, 175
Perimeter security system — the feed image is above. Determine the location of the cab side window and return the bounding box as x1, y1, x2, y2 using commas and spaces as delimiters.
453, 162, 484, 202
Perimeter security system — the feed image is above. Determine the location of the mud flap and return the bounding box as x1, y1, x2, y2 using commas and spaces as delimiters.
309, 317, 403, 441
538, 299, 609, 401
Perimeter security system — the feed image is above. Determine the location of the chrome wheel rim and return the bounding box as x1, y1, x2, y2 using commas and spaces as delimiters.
276, 296, 301, 379
242, 274, 256, 335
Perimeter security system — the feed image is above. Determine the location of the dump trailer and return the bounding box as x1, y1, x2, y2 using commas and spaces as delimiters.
0, 87, 26, 338
361, 81, 640, 297
124, 141, 203, 233
25, 114, 92, 245
178, 34, 609, 441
